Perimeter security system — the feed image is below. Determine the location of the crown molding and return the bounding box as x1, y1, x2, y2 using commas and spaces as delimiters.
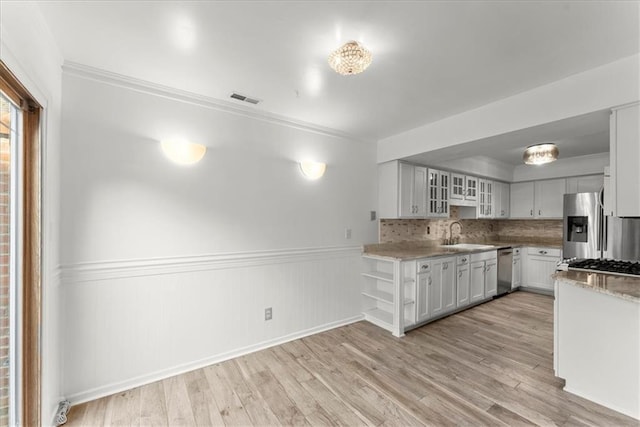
62, 61, 372, 144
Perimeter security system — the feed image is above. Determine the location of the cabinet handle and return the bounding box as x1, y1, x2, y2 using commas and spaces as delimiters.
486, 265, 491, 271
530, 209, 533, 216
513, 260, 516, 265
421, 265, 429, 270
539, 250, 547, 255
458, 270, 463, 278
443, 262, 448, 270
461, 257, 467, 263
428, 277, 432, 286
539, 210, 542, 216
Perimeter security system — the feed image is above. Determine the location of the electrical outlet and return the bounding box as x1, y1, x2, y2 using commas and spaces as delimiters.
427, 226, 431, 234
345, 228, 352, 239
370, 211, 377, 221
265, 307, 272, 321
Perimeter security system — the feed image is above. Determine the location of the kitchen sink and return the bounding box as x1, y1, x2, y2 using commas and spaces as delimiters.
440, 243, 496, 250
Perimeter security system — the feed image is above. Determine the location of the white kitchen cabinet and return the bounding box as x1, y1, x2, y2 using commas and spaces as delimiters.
610, 102, 640, 217
494, 181, 510, 218
565, 174, 604, 194
456, 255, 471, 308
450, 173, 477, 206
485, 258, 497, 297
478, 179, 494, 218
510, 182, 535, 218
416, 260, 431, 323
430, 256, 456, 318
400, 162, 427, 217
512, 247, 522, 290
378, 161, 427, 219
534, 179, 565, 218
469, 251, 497, 303
523, 247, 562, 292
510, 179, 565, 219
427, 169, 450, 217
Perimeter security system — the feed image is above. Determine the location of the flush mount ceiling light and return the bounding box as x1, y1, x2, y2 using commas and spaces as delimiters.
300, 160, 326, 180
161, 138, 206, 165
523, 143, 559, 165
328, 41, 372, 76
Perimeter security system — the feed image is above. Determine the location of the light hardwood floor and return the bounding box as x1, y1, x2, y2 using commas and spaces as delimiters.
65, 292, 638, 426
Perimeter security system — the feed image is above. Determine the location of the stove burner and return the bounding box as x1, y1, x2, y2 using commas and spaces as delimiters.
568, 258, 640, 277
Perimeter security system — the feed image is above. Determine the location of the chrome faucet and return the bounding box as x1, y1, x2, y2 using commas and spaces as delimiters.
448, 221, 462, 245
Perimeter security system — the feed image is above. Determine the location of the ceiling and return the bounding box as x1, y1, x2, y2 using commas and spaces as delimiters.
36, 1, 638, 150
404, 110, 611, 166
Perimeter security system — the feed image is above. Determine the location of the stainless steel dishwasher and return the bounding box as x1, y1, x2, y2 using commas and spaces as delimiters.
497, 248, 513, 296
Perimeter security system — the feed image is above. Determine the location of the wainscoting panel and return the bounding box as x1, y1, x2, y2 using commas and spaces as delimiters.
61, 246, 363, 404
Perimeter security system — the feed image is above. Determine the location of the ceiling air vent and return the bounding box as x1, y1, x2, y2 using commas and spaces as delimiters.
230, 92, 261, 105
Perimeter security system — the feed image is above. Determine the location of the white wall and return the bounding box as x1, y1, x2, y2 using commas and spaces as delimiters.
0, 3, 64, 425
434, 156, 514, 182
379, 54, 640, 163
60, 70, 378, 402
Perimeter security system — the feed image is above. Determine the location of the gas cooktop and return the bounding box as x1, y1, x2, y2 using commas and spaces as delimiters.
567, 258, 640, 277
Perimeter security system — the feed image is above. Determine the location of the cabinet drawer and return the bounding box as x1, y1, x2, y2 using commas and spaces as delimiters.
527, 247, 561, 258
417, 260, 431, 273
457, 254, 470, 265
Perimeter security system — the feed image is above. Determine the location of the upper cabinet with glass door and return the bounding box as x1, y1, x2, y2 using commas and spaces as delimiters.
450, 173, 478, 206
427, 168, 450, 218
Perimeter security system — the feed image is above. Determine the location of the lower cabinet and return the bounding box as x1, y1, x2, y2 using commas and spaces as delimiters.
512, 248, 522, 289
523, 247, 562, 292
416, 260, 431, 324
456, 255, 471, 308
430, 256, 456, 318
470, 251, 498, 303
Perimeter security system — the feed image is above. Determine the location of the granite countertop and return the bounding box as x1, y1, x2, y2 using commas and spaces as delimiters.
553, 270, 640, 303
363, 240, 562, 261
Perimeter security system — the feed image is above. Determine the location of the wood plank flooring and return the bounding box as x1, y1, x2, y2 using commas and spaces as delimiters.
65, 292, 638, 426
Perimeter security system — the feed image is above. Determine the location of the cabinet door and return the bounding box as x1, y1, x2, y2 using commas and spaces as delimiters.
512, 256, 521, 289
465, 176, 478, 201
534, 179, 565, 218
485, 259, 498, 297
526, 255, 558, 290
451, 173, 465, 200
439, 172, 450, 217
399, 162, 415, 217
510, 182, 535, 218
441, 258, 456, 312
413, 166, 428, 217
486, 181, 493, 218
611, 103, 640, 217
429, 260, 444, 317
427, 169, 439, 216
417, 269, 431, 322
496, 182, 510, 218
470, 261, 485, 303
456, 263, 470, 308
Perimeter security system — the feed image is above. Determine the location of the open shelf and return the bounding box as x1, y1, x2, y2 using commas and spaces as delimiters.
362, 271, 394, 283
362, 289, 394, 304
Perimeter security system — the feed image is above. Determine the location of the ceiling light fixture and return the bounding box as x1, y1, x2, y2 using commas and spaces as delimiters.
161, 138, 206, 165
523, 143, 559, 165
328, 41, 372, 76
300, 161, 326, 180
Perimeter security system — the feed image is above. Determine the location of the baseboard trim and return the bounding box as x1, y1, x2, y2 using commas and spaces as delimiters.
519, 286, 554, 297
65, 314, 364, 406
563, 384, 639, 420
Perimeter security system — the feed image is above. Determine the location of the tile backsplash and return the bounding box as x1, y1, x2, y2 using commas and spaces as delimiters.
379, 206, 562, 245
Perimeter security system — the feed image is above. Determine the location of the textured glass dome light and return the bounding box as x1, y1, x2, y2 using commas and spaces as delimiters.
328, 41, 372, 75
523, 143, 559, 165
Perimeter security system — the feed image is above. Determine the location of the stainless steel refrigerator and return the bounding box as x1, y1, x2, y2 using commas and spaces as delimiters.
563, 192, 640, 261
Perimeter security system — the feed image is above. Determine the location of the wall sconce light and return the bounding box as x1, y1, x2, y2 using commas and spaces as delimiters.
161, 138, 206, 165
299, 160, 326, 180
